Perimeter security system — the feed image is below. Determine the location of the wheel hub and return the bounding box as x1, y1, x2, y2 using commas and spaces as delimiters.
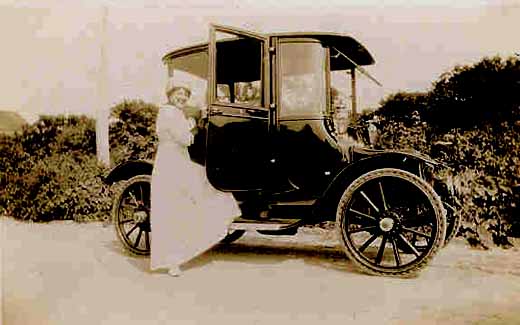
379, 217, 395, 232
133, 211, 148, 224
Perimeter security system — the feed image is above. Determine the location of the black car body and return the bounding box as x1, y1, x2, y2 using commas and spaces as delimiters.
105, 25, 458, 276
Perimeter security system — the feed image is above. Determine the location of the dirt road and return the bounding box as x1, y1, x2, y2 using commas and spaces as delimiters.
2, 217, 520, 324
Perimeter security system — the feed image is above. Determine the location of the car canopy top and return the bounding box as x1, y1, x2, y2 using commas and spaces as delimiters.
162, 31, 375, 80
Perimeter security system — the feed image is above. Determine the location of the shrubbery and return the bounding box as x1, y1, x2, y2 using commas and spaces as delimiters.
433, 122, 520, 247
0, 100, 159, 222
1, 54, 518, 249
361, 117, 520, 248
109, 99, 158, 165
0, 116, 111, 222
426, 56, 520, 128
362, 55, 520, 248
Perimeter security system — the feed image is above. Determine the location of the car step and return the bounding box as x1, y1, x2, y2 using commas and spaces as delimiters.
268, 199, 316, 207
229, 217, 303, 231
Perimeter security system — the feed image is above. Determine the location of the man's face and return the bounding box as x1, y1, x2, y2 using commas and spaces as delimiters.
169, 87, 190, 108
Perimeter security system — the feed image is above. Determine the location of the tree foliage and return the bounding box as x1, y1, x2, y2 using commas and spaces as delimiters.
377, 91, 429, 124
426, 56, 520, 128
1, 100, 161, 222
0, 116, 111, 222
377, 55, 520, 129
109, 99, 159, 165
370, 54, 520, 247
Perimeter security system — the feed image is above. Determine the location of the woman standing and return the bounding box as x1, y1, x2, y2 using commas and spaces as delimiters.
150, 78, 241, 277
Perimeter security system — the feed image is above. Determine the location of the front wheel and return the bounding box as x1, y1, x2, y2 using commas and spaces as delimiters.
112, 175, 152, 256
336, 168, 446, 277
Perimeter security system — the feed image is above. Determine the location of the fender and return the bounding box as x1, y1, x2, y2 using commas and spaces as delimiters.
103, 159, 154, 185
349, 147, 440, 167
315, 150, 439, 220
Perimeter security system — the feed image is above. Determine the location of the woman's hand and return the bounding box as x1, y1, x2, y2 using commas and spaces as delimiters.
200, 108, 208, 119
187, 117, 196, 129
197, 117, 208, 129
187, 118, 199, 136
196, 108, 208, 128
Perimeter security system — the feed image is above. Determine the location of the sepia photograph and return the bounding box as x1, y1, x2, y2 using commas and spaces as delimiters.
1, 0, 520, 324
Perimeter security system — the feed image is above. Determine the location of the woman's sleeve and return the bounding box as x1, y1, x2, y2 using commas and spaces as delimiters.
156, 107, 194, 146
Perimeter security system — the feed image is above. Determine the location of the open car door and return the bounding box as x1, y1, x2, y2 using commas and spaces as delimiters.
206, 24, 272, 191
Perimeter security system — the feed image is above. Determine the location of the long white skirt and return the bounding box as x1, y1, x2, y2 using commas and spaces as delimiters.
150, 142, 241, 270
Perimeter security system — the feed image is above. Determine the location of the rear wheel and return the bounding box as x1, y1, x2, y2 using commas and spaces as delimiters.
443, 203, 461, 246
112, 175, 151, 256
336, 168, 446, 277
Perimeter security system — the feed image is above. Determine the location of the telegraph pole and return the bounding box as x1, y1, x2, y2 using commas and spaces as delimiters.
96, 6, 110, 166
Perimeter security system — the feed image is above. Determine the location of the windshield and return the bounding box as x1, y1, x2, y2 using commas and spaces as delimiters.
330, 70, 353, 136
279, 41, 327, 118
166, 51, 208, 108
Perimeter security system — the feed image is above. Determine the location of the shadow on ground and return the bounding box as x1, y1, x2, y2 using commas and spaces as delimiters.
112, 237, 364, 276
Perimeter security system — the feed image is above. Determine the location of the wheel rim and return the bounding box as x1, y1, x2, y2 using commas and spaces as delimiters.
342, 175, 439, 270
115, 180, 151, 255
443, 202, 461, 245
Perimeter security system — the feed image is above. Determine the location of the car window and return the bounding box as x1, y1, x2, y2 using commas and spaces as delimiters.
234, 81, 261, 106
214, 31, 264, 107
217, 84, 230, 103
279, 41, 326, 117
166, 51, 208, 108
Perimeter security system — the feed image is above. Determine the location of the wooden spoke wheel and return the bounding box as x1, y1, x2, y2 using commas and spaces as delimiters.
112, 175, 151, 256
443, 202, 461, 246
336, 169, 446, 277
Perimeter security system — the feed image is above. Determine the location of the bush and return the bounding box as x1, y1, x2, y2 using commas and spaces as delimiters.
369, 55, 520, 248
377, 120, 430, 154
2, 153, 111, 222
0, 115, 111, 222
377, 92, 429, 123
431, 122, 520, 247
1, 100, 161, 222
109, 99, 158, 165
369, 111, 520, 248
443, 168, 518, 248
426, 56, 520, 129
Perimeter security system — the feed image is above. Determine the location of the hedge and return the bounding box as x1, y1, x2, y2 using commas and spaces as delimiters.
0, 116, 111, 222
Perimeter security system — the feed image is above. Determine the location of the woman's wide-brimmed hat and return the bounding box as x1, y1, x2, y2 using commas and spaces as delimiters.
165, 70, 193, 97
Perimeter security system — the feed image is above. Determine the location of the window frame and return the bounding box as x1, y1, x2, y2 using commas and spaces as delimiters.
276, 38, 330, 120
208, 24, 270, 112
165, 49, 210, 109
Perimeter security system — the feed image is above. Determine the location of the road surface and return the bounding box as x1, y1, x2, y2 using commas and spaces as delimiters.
2, 217, 520, 324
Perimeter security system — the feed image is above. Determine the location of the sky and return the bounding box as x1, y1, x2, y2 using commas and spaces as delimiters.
1, 0, 519, 122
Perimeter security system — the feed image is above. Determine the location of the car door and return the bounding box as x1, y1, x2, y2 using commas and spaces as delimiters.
205, 24, 272, 191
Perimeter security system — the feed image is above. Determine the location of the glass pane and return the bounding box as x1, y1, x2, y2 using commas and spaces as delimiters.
166, 51, 208, 108
279, 42, 326, 117
214, 30, 263, 106
217, 84, 230, 103
235, 81, 261, 106
331, 70, 353, 135
215, 31, 239, 41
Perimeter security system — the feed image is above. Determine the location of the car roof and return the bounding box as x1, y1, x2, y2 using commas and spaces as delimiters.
162, 31, 375, 68
271, 32, 375, 66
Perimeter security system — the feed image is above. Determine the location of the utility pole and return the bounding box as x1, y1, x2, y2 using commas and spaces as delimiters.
96, 6, 110, 166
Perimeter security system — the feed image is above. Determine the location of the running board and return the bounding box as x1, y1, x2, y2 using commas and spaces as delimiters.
268, 199, 316, 207
229, 217, 303, 231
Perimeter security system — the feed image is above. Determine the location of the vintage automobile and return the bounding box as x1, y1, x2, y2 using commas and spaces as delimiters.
104, 24, 460, 277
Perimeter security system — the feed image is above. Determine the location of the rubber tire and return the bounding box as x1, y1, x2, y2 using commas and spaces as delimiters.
443, 204, 461, 247
336, 168, 447, 277
112, 175, 152, 256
